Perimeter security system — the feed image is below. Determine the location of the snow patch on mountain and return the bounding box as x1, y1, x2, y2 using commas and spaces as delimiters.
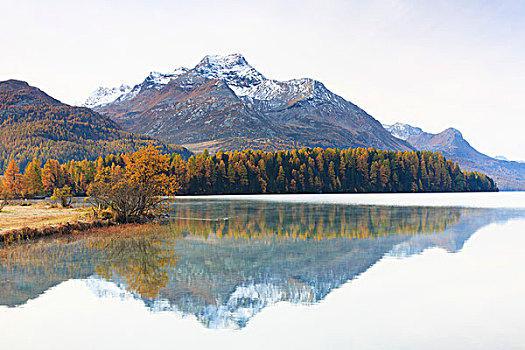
195, 54, 265, 83
194, 53, 273, 99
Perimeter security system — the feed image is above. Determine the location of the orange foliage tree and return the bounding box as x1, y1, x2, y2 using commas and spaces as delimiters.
1, 160, 23, 199
42, 159, 65, 194
88, 146, 180, 223
22, 158, 44, 198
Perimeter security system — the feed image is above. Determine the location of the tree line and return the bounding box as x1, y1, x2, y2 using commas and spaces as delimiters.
0, 146, 497, 201
172, 147, 497, 194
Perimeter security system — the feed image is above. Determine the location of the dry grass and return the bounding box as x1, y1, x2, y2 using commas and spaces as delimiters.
0, 202, 90, 234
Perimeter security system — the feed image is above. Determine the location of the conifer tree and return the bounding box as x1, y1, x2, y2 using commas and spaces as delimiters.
2, 160, 23, 199
22, 158, 43, 198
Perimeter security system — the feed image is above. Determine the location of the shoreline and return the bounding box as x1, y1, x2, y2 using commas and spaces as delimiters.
0, 202, 117, 246
2, 191, 523, 246
0, 202, 165, 246
0, 219, 118, 246
0, 202, 91, 232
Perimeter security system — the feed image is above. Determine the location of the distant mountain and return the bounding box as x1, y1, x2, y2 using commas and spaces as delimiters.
86, 54, 413, 153
0, 80, 191, 171
83, 84, 132, 109
383, 122, 424, 140
384, 122, 525, 190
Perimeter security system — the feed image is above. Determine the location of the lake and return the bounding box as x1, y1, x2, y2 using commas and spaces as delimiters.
1, 192, 524, 349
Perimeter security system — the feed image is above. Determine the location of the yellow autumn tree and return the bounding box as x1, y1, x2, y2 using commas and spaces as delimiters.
88, 146, 180, 222
22, 158, 44, 198
42, 159, 64, 195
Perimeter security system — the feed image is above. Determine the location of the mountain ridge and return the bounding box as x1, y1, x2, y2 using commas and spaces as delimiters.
87, 54, 413, 153
384, 122, 525, 190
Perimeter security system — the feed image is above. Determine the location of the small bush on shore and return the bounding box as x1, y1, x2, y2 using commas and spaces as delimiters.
51, 186, 72, 208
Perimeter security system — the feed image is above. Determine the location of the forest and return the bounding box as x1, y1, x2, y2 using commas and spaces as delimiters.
0, 85, 190, 171
0, 146, 497, 200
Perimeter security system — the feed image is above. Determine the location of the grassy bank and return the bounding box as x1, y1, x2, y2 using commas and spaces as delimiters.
0, 220, 119, 245
0, 202, 118, 245
0, 203, 91, 233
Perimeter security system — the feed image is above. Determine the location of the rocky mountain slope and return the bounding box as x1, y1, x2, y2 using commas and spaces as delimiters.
384, 122, 525, 190
87, 54, 412, 153
0, 80, 191, 171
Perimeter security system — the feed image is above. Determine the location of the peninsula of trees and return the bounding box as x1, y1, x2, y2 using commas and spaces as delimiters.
0, 146, 497, 201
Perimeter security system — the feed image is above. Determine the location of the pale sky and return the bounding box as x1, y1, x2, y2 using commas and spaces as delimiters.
1, 0, 524, 160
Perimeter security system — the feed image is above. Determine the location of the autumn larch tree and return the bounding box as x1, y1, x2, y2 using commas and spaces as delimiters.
2, 160, 23, 199
88, 146, 180, 223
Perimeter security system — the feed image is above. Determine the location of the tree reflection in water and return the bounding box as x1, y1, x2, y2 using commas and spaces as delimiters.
88, 227, 179, 299
1, 200, 523, 329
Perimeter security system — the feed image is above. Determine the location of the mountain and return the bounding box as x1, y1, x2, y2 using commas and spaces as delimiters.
0, 79, 191, 171
384, 122, 525, 190
86, 54, 413, 153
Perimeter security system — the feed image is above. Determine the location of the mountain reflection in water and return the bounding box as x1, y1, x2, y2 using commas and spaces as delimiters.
1, 199, 523, 329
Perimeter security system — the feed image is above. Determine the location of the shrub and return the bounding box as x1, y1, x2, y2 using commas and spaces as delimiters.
51, 186, 73, 208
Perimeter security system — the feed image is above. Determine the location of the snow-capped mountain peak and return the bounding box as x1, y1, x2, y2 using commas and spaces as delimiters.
194, 54, 267, 97
383, 122, 424, 140
192, 54, 328, 101
83, 84, 132, 108
85, 54, 320, 106
83, 67, 189, 108
143, 67, 189, 89
195, 53, 265, 80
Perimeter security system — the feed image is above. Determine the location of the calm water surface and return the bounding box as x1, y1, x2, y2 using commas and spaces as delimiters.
1, 192, 524, 349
